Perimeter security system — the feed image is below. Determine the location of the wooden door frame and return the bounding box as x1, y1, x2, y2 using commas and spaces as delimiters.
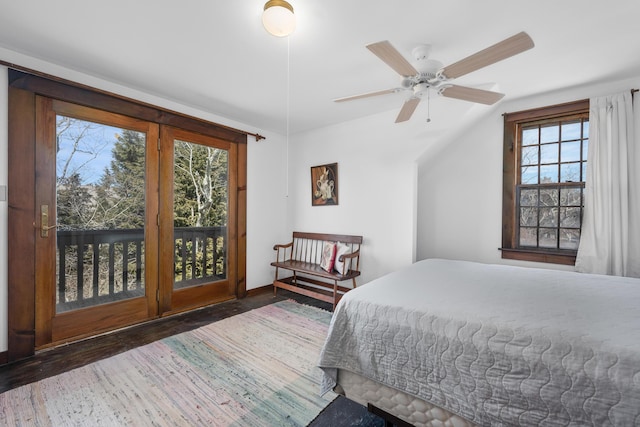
7, 69, 247, 362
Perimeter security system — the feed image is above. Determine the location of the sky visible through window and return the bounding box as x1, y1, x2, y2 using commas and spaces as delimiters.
520, 120, 589, 185
56, 116, 122, 185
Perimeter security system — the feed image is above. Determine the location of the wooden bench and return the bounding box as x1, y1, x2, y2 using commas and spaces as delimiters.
271, 232, 363, 309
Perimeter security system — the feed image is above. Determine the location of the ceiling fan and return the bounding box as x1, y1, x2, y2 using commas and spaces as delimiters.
334, 32, 534, 123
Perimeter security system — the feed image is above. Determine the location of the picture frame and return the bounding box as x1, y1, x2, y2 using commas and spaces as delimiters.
311, 163, 338, 206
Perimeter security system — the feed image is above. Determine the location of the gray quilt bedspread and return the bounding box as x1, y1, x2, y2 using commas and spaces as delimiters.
318, 259, 640, 426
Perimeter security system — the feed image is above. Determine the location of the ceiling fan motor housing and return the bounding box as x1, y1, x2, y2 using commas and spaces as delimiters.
409, 57, 445, 93
415, 58, 443, 76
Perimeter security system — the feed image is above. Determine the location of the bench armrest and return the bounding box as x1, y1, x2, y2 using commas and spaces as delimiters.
336, 248, 361, 275
338, 248, 360, 261
273, 241, 294, 263
272, 241, 293, 251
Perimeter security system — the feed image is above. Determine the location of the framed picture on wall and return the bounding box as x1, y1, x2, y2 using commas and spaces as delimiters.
311, 163, 338, 206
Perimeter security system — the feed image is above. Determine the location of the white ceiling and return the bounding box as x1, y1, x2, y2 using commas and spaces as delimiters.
1, 0, 640, 135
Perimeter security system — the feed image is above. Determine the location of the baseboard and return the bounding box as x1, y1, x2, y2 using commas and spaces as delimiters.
245, 284, 273, 297
0, 350, 8, 366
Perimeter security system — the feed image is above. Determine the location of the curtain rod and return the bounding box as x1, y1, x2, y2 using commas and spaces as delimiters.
1, 59, 266, 141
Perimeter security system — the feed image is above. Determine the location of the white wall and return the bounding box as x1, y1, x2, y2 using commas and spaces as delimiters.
287, 121, 416, 283
0, 51, 288, 352
417, 75, 640, 270
246, 130, 289, 290
286, 95, 501, 284
288, 109, 443, 283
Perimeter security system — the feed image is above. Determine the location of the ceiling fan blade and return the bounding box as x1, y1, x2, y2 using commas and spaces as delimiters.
366, 41, 418, 77
333, 88, 403, 103
395, 97, 421, 123
440, 85, 505, 105
441, 32, 534, 79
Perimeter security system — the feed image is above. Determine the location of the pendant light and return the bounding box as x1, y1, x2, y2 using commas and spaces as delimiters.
262, 0, 296, 37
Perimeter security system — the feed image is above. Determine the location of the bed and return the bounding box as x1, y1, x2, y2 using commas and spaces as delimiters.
318, 259, 640, 426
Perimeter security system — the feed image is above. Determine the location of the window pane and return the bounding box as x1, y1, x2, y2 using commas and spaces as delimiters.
540, 124, 559, 143
173, 139, 228, 290
561, 141, 581, 162
522, 127, 539, 145
561, 121, 582, 141
560, 163, 581, 182
520, 188, 538, 206
521, 146, 539, 165
583, 121, 589, 136
582, 163, 588, 181
521, 166, 538, 184
560, 229, 580, 250
539, 228, 558, 248
539, 207, 558, 227
519, 227, 537, 247
560, 207, 581, 228
520, 207, 538, 226
540, 143, 559, 164
560, 187, 582, 206
540, 165, 558, 183
539, 188, 559, 206
56, 116, 146, 313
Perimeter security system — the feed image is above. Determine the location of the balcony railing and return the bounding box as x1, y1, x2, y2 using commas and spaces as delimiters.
56, 226, 226, 312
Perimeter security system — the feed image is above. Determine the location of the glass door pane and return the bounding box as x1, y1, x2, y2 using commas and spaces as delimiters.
55, 116, 146, 313
173, 139, 229, 290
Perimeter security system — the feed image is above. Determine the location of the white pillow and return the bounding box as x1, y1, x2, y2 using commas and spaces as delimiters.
333, 242, 351, 274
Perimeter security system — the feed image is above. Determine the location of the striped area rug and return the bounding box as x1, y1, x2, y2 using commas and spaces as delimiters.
0, 300, 336, 426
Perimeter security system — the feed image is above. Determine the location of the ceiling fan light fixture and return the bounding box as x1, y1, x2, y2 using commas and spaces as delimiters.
413, 82, 431, 97
262, 0, 296, 37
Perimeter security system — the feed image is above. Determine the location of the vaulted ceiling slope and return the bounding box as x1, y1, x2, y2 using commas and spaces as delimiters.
1, 0, 640, 134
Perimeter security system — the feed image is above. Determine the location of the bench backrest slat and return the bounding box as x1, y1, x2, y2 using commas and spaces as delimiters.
292, 231, 363, 245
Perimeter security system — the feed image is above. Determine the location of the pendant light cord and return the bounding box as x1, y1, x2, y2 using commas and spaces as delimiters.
285, 36, 291, 197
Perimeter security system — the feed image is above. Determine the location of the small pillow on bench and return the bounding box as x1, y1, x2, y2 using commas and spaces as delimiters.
320, 241, 337, 272
334, 242, 351, 274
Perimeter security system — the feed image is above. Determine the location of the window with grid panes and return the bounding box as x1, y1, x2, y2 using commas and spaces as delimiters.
501, 100, 589, 265
519, 118, 589, 249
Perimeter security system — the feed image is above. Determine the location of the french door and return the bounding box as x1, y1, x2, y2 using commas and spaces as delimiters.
158, 126, 237, 315
34, 98, 237, 348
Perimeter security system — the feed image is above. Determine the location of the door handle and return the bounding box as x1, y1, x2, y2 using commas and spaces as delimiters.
39, 204, 59, 238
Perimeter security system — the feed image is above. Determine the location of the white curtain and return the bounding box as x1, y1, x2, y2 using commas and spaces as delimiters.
575, 91, 640, 277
